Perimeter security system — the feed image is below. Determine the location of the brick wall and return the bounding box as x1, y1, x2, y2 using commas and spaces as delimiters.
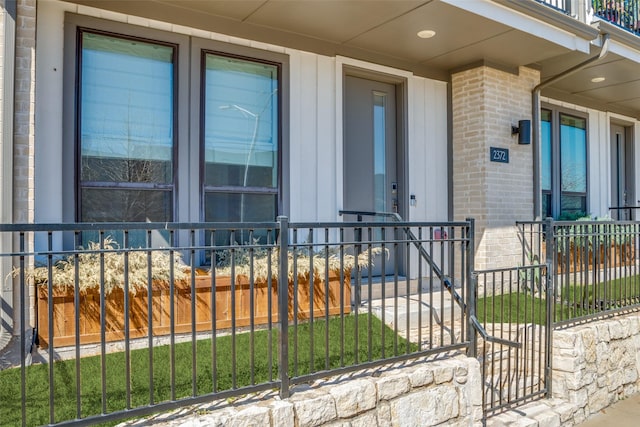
452, 65, 540, 269
6, 0, 36, 336
1, 1, 5, 124
13, 0, 35, 224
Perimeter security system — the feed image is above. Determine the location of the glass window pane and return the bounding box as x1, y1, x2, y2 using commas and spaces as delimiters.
542, 191, 552, 218
81, 188, 172, 222
80, 32, 174, 184
80, 229, 171, 252
560, 194, 586, 219
205, 192, 276, 223
560, 114, 587, 193
541, 110, 552, 192
203, 54, 278, 189
205, 192, 276, 246
82, 157, 172, 183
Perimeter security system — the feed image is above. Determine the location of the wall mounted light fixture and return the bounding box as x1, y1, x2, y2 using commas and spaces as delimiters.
511, 119, 531, 145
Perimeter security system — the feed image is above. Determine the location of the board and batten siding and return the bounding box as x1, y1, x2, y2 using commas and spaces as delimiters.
34, 0, 449, 227
268, 51, 449, 224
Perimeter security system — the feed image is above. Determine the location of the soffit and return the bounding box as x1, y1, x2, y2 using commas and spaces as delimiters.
64, 0, 640, 118
536, 47, 640, 119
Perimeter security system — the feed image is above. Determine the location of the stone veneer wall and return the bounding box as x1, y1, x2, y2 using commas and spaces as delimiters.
451, 65, 540, 270
123, 356, 483, 427
552, 313, 640, 423
83, 314, 640, 426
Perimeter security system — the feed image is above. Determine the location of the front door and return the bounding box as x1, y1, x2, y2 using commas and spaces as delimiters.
343, 75, 400, 276
610, 125, 635, 219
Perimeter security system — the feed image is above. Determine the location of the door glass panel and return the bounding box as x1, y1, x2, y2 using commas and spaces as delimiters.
373, 93, 386, 213
541, 109, 552, 192
615, 133, 623, 208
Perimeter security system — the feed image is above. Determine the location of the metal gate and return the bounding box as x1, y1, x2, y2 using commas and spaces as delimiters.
471, 264, 552, 419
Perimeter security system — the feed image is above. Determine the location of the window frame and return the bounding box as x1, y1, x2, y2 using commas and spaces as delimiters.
541, 104, 590, 219
64, 14, 190, 223
75, 28, 179, 222
63, 13, 289, 225
190, 39, 289, 224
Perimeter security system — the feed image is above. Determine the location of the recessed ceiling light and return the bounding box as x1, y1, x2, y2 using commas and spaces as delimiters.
591, 77, 605, 83
417, 29, 436, 39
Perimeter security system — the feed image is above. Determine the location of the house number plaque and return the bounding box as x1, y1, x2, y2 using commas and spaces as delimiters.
490, 147, 509, 163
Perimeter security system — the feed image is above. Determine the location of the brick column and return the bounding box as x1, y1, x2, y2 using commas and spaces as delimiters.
452, 65, 540, 269
1, 0, 36, 340
13, 0, 35, 224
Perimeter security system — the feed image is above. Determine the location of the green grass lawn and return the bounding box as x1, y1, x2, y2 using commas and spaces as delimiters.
0, 313, 415, 426
477, 276, 640, 325
477, 292, 549, 325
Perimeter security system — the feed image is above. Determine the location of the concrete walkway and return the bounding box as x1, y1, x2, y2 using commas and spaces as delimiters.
577, 393, 640, 426
486, 393, 640, 426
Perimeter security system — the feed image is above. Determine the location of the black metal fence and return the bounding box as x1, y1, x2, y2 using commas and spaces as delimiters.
0, 218, 472, 426
517, 219, 640, 326
473, 264, 551, 416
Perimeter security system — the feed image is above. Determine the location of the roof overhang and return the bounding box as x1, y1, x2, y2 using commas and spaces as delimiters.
60, 0, 640, 118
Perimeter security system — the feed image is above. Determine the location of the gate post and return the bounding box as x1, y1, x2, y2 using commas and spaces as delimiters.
277, 216, 290, 399
544, 217, 554, 397
465, 218, 477, 358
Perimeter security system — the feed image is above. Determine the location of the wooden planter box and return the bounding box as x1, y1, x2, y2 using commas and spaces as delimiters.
37, 271, 351, 348
555, 242, 636, 273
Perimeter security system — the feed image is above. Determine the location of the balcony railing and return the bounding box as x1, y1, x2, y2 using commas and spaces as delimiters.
537, 0, 640, 36
592, 0, 640, 34
538, 0, 572, 14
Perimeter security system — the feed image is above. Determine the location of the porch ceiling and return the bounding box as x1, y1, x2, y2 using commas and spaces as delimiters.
65, 0, 640, 119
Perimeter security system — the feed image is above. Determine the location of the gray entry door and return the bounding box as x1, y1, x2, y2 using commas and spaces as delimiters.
610, 125, 635, 219
344, 75, 399, 276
